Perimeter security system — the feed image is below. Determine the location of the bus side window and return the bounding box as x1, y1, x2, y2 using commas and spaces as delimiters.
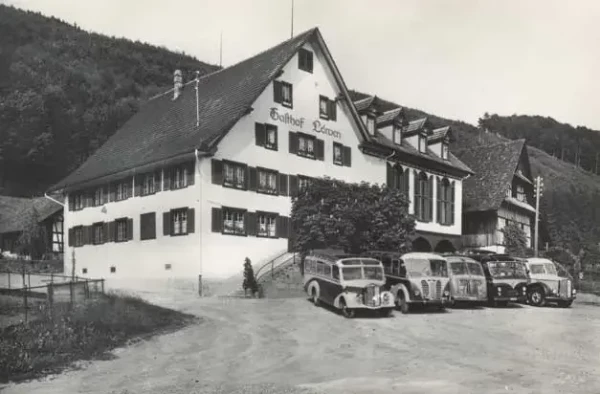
317, 262, 325, 275
332, 265, 340, 280
391, 259, 399, 276
382, 256, 392, 274
399, 259, 407, 277
323, 264, 332, 277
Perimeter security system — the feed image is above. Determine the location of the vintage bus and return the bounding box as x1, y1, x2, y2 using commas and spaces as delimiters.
443, 254, 488, 306
467, 252, 529, 306
362, 251, 451, 313
303, 251, 395, 318
524, 257, 576, 308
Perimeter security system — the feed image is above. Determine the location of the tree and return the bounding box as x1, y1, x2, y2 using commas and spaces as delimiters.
16, 206, 48, 259
242, 257, 258, 297
501, 223, 528, 257
290, 177, 416, 257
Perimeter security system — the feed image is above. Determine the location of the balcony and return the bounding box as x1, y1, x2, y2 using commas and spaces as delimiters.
462, 231, 504, 248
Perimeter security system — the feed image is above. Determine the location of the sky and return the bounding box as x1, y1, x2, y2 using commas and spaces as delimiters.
4, 0, 600, 130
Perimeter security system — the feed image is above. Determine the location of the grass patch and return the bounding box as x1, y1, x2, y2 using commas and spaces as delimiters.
579, 279, 600, 296
0, 292, 198, 383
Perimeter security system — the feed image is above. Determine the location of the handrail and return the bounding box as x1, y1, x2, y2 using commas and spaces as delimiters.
255, 252, 298, 283
255, 251, 290, 280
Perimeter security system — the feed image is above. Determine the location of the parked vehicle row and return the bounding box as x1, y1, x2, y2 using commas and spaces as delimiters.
302, 249, 577, 318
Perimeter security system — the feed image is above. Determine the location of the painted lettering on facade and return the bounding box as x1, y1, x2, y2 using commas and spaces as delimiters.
269, 107, 341, 139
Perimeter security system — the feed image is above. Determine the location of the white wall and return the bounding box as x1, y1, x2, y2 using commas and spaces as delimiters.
429, 141, 442, 157
64, 171, 202, 280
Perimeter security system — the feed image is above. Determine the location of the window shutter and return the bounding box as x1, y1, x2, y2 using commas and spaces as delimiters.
288, 84, 293, 107
103, 222, 109, 243
108, 183, 116, 202
386, 163, 394, 188
436, 177, 442, 224
278, 173, 289, 196
68, 228, 74, 246
163, 168, 171, 191
289, 175, 299, 196
315, 139, 325, 161
187, 162, 195, 186
273, 81, 282, 103
211, 159, 223, 185
289, 132, 298, 154
127, 218, 134, 240
85, 191, 93, 208
102, 186, 108, 205
255, 123, 266, 147
108, 221, 115, 242
428, 176, 434, 222
211, 208, 222, 233
404, 170, 410, 195
308, 52, 314, 72
450, 181, 455, 225
342, 146, 351, 167
84, 226, 92, 245
244, 165, 250, 190
187, 208, 195, 233
329, 100, 337, 121
246, 212, 257, 236
163, 212, 171, 236
152, 170, 160, 192
68, 196, 74, 211
134, 175, 142, 196
249, 167, 258, 191
279, 216, 290, 238
413, 170, 419, 217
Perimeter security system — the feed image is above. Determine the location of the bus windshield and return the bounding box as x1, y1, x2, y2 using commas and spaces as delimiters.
450, 262, 468, 275
467, 262, 484, 277
487, 261, 528, 279
341, 266, 384, 281
404, 258, 448, 278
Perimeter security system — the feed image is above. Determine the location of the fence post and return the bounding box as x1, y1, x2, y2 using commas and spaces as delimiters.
69, 281, 74, 306
198, 275, 203, 297
28, 273, 31, 289
51, 273, 54, 284
101, 279, 105, 294
24, 288, 28, 323
8, 272, 10, 289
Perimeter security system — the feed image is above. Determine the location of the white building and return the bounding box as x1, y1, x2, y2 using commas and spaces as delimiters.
47, 28, 472, 289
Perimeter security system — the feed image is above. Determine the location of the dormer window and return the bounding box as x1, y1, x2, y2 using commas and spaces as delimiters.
393, 124, 402, 145
298, 48, 313, 73
441, 142, 449, 160
418, 135, 427, 153
366, 115, 375, 135
506, 184, 512, 198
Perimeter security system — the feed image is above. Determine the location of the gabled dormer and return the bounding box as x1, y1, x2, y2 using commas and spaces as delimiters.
376, 107, 406, 145
363, 106, 378, 136
404, 118, 430, 153
427, 126, 451, 160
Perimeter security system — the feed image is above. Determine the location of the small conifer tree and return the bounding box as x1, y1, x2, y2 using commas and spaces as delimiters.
242, 257, 258, 296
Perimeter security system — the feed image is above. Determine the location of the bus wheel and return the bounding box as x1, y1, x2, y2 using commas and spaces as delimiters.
397, 292, 410, 314
528, 287, 546, 307
311, 287, 320, 307
339, 298, 355, 318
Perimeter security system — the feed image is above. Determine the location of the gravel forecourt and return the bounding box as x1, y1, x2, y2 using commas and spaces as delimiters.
2, 291, 600, 394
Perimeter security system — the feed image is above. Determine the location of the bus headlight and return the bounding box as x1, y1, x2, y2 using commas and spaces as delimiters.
443, 290, 450, 297
356, 294, 363, 304
382, 293, 391, 304
414, 289, 420, 296
522, 287, 526, 295
497, 287, 502, 296
573, 289, 577, 295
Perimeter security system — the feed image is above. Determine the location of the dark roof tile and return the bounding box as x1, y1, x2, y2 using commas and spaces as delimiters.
0, 196, 62, 234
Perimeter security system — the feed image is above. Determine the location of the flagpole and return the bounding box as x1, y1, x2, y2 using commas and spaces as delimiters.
291, 0, 294, 38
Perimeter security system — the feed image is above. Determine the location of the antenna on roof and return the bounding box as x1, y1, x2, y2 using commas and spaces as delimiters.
291, 0, 294, 38
219, 31, 223, 68
195, 70, 200, 127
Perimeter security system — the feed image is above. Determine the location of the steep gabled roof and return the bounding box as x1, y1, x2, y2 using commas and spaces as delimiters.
428, 126, 450, 142
404, 117, 429, 136
50, 28, 366, 192
376, 107, 403, 125
354, 95, 375, 112
0, 196, 63, 234
454, 139, 527, 213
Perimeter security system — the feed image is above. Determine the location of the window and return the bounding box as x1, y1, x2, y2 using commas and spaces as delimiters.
171, 209, 188, 235
140, 212, 156, 240
172, 165, 188, 189
319, 96, 337, 121
298, 134, 316, 159
298, 175, 313, 192
115, 219, 128, 242
93, 222, 104, 245
274, 80, 293, 108
110, 266, 116, 273
366, 115, 375, 134
255, 123, 278, 151
414, 172, 432, 222
441, 143, 449, 160
82, 268, 87, 274
257, 169, 278, 195
257, 212, 277, 238
93, 188, 104, 206
223, 161, 247, 190
437, 178, 455, 225
298, 48, 313, 73
74, 226, 84, 247
393, 125, 402, 145
73, 194, 84, 210
116, 181, 130, 201
418, 135, 427, 153
516, 185, 526, 202
52, 215, 64, 253
332, 265, 340, 280
506, 184, 513, 198
142, 173, 155, 195
223, 208, 246, 235
333, 142, 343, 165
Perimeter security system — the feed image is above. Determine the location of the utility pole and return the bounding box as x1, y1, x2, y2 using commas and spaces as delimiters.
219, 31, 223, 68
291, 0, 294, 38
534, 176, 543, 257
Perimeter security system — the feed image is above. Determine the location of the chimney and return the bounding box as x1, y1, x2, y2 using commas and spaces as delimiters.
173, 69, 183, 100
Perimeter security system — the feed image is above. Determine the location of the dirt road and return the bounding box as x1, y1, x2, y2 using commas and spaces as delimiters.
2, 292, 600, 394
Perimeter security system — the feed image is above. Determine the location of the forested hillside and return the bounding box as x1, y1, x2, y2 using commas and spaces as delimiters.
479, 113, 600, 175
1, 4, 599, 258
0, 4, 219, 196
